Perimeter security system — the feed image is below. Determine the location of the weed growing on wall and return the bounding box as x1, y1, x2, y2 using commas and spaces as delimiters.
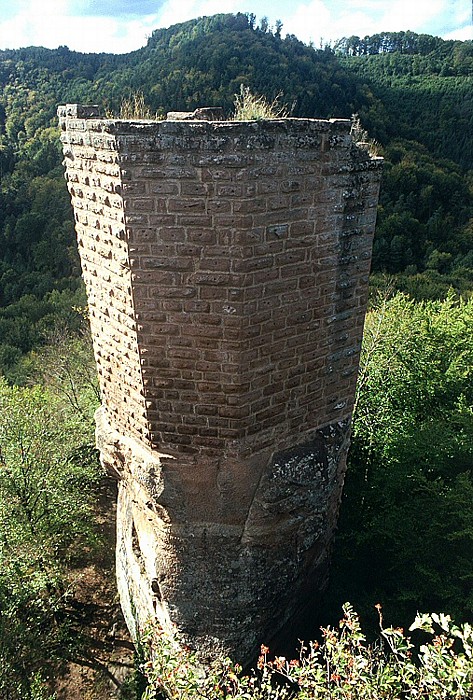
233, 85, 290, 120
106, 92, 162, 120
350, 113, 381, 157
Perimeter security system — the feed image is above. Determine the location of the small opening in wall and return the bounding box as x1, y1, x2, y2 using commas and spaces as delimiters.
151, 578, 162, 601
131, 520, 146, 576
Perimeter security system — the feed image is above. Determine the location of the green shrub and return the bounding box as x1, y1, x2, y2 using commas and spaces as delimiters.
331, 292, 473, 625
140, 604, 473, 698
0, 347, 101, 698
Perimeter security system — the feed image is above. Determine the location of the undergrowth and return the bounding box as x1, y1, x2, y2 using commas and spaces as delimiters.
139, 604, 473, 699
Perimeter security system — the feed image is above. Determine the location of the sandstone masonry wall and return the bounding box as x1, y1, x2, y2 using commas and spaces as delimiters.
59, 104, 382, 661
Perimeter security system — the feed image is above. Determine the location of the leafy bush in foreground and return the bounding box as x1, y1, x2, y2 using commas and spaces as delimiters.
140, 604, 473, 699
332, 292, 473, 625
0, 346, 101, 698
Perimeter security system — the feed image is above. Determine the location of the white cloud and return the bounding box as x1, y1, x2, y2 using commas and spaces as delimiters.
445, 25, 473, 39
0, 0, 470, 52
281, 0, 384, 45
382, 0, 447, 33
156, 0, 239, 29
157, 0, 200, 28
199, 0, 241, 16
68, 0, 166, 17
279, 0, 468, 45
442, 0, 473, 39
0, 0, 159, 52
282, 0, 332, 44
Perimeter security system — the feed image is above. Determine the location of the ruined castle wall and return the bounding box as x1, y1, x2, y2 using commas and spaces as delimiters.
59, 104, 382, 661
60, 107, 379, 455
59, 105, 148, 444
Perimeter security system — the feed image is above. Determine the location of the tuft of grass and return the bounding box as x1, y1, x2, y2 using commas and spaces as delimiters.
351, 113, 381, 157
233, 84, 290, 121
116, 92, 160, 120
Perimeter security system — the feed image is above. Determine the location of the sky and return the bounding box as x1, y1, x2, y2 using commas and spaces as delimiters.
0, 0, 471, 54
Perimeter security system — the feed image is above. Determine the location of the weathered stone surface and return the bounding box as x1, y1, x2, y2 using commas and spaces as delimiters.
59, 105, 382, 663
96, 407, 350, 660
167, 107, 224, 121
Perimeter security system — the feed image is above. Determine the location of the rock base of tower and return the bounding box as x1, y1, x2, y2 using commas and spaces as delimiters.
95, 406, 350, 663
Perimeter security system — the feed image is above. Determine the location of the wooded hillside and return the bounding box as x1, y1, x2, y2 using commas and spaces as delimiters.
0, 16, 472, 379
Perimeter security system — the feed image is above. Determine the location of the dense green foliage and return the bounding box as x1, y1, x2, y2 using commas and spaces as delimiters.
140, 605, 473, 699
328, 292, 473, 628
0, 333, 102, 698
336, 34, 473, 295
335, 32, 473, 166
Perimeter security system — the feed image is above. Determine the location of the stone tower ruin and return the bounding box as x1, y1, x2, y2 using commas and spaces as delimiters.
58, 104, 382, 662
